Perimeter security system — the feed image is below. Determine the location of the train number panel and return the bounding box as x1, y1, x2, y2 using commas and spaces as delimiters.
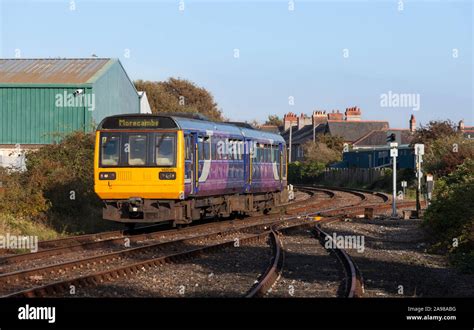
94, 114, 288, 225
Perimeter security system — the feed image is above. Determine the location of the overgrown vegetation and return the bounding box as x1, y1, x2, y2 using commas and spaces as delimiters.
0, 132, 119, 237
409, 119, 474, 273
423, 159, 474, 273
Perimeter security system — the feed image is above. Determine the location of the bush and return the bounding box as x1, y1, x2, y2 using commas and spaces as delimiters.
288, 161, 325, 184
0, 132, 118, 235
423, 159, 474, 273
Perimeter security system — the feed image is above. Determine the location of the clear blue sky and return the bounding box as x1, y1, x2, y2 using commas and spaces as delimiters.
1, 0, 472, 128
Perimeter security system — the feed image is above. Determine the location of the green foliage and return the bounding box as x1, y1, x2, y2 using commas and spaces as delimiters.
135, 78, 224, 121
423, 135, 474, 177
264, 115, 283, 127
0, 213, 59, 241
423, 159, 474, 273
288, 161, 325, 184
0, 132, 118, 235
301, 134, 344, 166
412, 120, 458, 144
411, 120, 473, 177
315, 134, 344, 153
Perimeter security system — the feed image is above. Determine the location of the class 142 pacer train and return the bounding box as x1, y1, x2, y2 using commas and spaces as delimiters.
94, 114, 289, 226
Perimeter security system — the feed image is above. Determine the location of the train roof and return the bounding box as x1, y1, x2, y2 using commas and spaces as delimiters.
97, 114, 285, 144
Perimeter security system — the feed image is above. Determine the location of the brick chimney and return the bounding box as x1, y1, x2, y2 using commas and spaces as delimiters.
345, 106, 361, 121
458, 119, 465, 131
312, 110, 327, 126
327, 109, 343, 121
283, 112, 298, 131
409, 114, 416, 132
297, 113, 312, 130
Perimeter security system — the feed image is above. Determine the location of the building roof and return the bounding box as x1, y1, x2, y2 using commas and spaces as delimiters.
353, 129, 414, 147
327, 121, 389, 142
259, 125, 281, 134
0, 58, 114, 84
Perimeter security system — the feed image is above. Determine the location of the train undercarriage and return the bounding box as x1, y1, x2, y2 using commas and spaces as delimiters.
103, 189, 289, 225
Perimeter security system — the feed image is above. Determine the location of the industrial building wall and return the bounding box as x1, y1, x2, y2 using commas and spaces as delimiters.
91, 60, 139, 126
0, 86, 88, 144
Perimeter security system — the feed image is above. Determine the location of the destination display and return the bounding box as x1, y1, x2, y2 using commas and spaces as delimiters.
99, 116, 178, 129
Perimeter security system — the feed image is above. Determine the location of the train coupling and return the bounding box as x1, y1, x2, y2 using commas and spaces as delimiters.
128, 197, 143, 213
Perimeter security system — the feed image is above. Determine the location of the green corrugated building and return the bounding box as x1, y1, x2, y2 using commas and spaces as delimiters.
0, 58, 140, 168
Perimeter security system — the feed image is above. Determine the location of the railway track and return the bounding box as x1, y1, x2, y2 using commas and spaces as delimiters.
245, 217, 364, 298
1, 186, 415, 298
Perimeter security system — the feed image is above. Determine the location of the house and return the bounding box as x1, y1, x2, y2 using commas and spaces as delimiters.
282, 107, 389, 162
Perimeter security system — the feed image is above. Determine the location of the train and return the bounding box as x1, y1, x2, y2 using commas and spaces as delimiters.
94, 114, 289, 226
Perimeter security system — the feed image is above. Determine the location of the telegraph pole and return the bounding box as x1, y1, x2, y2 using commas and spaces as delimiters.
288, 124, 293, 163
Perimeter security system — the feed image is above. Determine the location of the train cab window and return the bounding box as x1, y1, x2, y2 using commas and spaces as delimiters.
101, 135, 120, 166
128, 135, 147, 166
155, 133, 176, 167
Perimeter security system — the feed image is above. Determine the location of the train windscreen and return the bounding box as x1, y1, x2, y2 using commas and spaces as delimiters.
100, 132, 177, 168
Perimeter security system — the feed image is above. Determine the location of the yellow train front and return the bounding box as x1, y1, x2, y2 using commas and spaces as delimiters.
94, 114, 288, 226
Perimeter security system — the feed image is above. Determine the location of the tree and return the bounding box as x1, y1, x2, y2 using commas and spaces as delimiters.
302, 141, 342, 165
301, 134, 344, 165
264, 115, 283, 127
134, 78, 224, 121
315, 134, 344, 153
411, 120, 458, 145
411, 120, 473, 177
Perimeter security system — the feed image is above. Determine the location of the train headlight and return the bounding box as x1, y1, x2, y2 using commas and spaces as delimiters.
99, 172, 116, 180
159, 172, 176, 180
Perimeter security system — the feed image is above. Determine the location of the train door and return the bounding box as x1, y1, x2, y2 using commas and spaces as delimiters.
185, 132, 199, 195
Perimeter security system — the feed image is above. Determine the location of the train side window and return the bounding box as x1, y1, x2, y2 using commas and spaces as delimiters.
128, 135, 147, 166
221, 139, 228, 160
262, 145, 268, 163
236, 141, 243, 160
198, 136, 211, 161
212, 138, 218, 160
204, 136, 211, 160
227, 140, 233, 161
257, 144, 264, 163
185, 135, 192, 161
101, 135, 120, 166
282, 147, 287, 177
272, 145, 279, 163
